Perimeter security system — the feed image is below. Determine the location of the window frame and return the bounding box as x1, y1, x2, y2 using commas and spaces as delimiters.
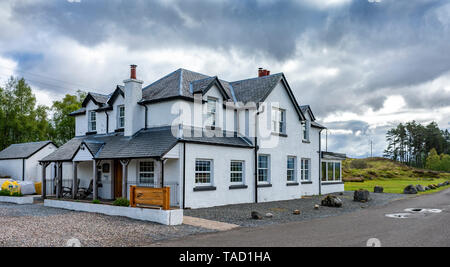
138, 160, 155, 186
271, 107, 286, 134
321, 160, 342, 182
117, 105, 125, 129
230, 160, 245, 185
88, 111, 96, 132
206, 97, 217, 128
300, 158, 311, 181
287, 156, 297, 182
195, 159, 213, 186
257, 154, 271, 184
302, 120, 310, 141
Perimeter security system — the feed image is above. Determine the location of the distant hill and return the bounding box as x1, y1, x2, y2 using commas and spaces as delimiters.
343, 157, 450, 182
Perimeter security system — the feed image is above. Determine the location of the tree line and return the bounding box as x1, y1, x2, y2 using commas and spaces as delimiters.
0, 76, 85, 150
383, 121, 450, 169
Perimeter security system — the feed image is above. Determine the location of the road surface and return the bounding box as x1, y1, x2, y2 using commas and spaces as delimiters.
155, 188, 450, 247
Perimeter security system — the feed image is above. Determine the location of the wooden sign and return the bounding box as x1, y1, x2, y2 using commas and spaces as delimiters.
130, 186, 170, 210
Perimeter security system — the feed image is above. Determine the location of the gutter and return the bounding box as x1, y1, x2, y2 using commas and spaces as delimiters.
182, 141, 186, 209
254, 104, 264, 203
105, 111, 109, 134
22, 159, 25, 181
319, 129, 323, 196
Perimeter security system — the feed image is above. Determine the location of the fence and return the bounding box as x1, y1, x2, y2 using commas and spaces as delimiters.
129, 186, 170, 210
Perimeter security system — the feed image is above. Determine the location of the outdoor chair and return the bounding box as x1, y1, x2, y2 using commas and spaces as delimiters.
62, 180, 80, 198
76, 180, 93, 200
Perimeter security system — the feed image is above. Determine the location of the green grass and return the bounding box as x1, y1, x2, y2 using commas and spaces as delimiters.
343, 157, 450, 195
345, 178, 450, 194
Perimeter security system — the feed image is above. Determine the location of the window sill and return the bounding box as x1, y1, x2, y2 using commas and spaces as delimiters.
85, 131, 97, 135
193, 186, 217, 192
271, 132, 288, 137
115, 128, 124, 133
301, 181, 313, 185
286, 182, 299, 186
229, 185, 248, 190
321, 181, 344, 185
257, 184, 272, 188
302, 140, 311, 144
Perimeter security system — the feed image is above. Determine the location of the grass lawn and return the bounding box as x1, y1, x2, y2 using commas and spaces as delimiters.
345, 178, 450, 194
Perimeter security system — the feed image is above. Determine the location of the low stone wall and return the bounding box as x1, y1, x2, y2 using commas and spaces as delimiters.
0, 195, 41, 205
44, 199, 183, 226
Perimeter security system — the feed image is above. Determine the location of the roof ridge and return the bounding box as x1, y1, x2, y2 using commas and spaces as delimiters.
230, 72, 283, 84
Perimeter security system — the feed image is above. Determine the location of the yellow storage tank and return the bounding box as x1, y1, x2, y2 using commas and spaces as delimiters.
1, 180, 21, 195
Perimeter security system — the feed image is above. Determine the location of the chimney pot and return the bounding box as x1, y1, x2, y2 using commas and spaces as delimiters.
130, 64, 137, 79
258, 68, 270, 77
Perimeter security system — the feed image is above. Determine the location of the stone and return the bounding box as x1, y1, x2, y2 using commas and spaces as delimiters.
415, 184, 424, 192
321, 195, 343, 208
438, 183, 445, 187
293, 210, 301, 215
354, 189, 370, 202
424, 187, 430, 191
251, 211, 263, 220
428, 184, 436, 190
374, 186, 384, 193
403, 184, 418, 194
314, 204, 320, 210
265, 213, 273, 218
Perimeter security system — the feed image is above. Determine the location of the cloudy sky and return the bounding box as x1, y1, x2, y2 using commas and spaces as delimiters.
0, 0, 449, 158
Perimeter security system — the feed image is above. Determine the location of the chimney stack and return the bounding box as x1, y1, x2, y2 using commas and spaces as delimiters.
258, 68, 270, 77
130, 64, 137, 79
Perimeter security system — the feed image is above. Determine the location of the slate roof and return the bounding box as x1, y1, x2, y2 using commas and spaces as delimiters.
182, 128, 253, 148
311, 121, 326, 129
0, 141, 55, 160
230, 73, 284, 103
322, 151, 347, 160
41, 126, 252, 162
69, 107, 86, 116
89, 92, 110, 104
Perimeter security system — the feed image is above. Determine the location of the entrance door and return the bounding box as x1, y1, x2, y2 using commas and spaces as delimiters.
114, 160, 122, 199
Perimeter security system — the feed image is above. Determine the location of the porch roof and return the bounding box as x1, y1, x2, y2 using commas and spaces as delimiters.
40, 126, 254, 162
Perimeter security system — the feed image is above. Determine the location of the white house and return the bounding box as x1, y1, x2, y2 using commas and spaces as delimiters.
0, 141, 57, 183
40, 66, 346, 209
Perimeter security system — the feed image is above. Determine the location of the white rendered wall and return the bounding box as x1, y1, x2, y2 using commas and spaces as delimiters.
26, 143, 58, 182
0, 159, 22, 180
184, 143, 254, 209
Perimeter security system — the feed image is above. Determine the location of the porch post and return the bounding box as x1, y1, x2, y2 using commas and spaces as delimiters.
72, 161, 78, 199
120, 159, 130, 199
160, 159, 165, 188
40, 162, 49, 199
56, 162, 63, 198
93, 160, 98, 200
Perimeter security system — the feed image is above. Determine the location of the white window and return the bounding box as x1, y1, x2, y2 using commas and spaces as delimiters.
206, 98, 217, 128
321, 161, 342, 182
272, 108, 286, 134
302, 120, 310, 141
88, 111, 96, 132
195, 159, 212, 185
301, 158, 311, 181
139, 161, 155, 185
117, 105, 125, 128
258, 155, 270, 183
287, 156, 297, 182
230, 161, 244, 184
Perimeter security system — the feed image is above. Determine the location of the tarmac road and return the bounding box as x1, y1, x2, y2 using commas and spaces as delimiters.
155, 188, 450, 247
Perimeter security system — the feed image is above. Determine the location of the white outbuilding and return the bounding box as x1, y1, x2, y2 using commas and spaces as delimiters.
0, 141, 57, 182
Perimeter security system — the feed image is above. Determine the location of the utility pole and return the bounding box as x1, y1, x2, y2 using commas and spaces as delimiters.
370, 139, 373, 158
325, 129, 328, 152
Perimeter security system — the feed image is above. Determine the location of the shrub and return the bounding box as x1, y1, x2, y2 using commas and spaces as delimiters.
92, 199, 101, 204
0, 189, 11, 196
113, 198, 130, 207
350, 159, 368, 169
11, 192, 23, 197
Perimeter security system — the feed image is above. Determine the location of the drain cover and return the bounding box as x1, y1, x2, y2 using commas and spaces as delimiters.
404, 208, 442, 213
385, 213, 411, 219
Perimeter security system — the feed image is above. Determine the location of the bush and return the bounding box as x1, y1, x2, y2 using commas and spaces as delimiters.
92, 199, 101, 204
0, 189, 11, 196
113, 198, 130, 207
350, 159, 368, 169
11, 192, 23, 197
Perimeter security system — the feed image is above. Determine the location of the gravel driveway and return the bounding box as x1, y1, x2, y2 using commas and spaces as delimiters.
185, 191, 408, 227
0, 203, 212, 247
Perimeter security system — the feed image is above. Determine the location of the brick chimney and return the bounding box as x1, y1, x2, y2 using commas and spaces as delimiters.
258, 68, 270, 77
124, 64, 144, 136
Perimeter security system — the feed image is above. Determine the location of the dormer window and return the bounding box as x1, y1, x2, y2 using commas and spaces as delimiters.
302, 120, 310, 141
272, 107, 286, 134
88, 111, 96, 132
206, 97, 217, 128
117, 105, 125, 129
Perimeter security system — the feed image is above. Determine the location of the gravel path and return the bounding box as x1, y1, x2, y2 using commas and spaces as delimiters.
0, 203, 212, 247
184, 191, 408, 227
